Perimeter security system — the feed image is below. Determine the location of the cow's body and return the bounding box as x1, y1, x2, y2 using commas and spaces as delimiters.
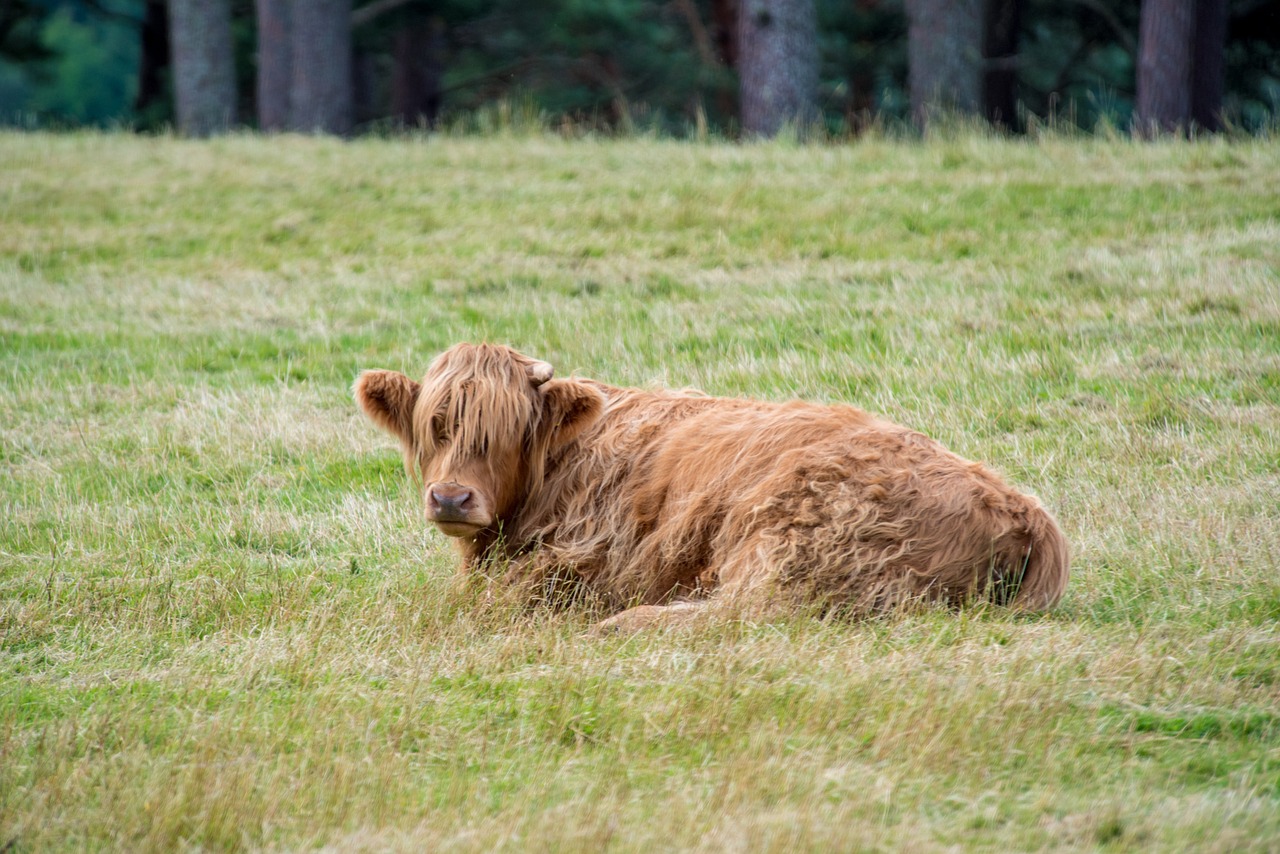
356, 344, 1068, 630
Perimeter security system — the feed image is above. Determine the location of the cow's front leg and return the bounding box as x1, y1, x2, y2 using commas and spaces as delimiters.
588, 600, 708, 635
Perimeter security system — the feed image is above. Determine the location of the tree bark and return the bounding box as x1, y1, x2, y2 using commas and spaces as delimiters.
134, 0, 169, 122
352, 48, 379, 126
255, 0, 291, 131
693, 0, 739, 126
905, 0, 983, 130
983, 0, 1021, 129
167, 0, 236, 136
737, 0, 818, 137
288, 0, 353, 135
1135, 0, 1195, 135
1191, 0, 1227, 131
391, 14, 446, 128
711, 0, 739, 68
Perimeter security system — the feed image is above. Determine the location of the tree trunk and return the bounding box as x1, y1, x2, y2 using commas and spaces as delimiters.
134, 0, 170, 125
352, 49, 380, 126
391, 14, 446, 129
737, 0, 818, 137
1191, 0, 1227, 131
255, 0, 291, 131
983, 0, 1021, 129
288, 0, 353, 135
167, 0, 236, 136
905, 0, 983, 130
698, 0, 739, 125
1135, 0, 1195, 135
711, 0, 738, 68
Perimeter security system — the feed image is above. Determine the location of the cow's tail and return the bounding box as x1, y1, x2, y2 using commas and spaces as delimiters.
1006, 504, 1070, 612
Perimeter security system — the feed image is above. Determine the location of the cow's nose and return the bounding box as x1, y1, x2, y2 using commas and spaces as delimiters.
429, 485, 473, 520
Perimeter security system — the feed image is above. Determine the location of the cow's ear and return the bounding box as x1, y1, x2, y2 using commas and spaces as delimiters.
540, 378, 604, 450
355, 370, 421, 446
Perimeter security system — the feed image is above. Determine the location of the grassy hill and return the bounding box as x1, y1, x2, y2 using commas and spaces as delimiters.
2, 130, 1279, 851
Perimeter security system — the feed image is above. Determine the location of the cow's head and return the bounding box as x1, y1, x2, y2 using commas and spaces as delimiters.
355, 344, 604, 539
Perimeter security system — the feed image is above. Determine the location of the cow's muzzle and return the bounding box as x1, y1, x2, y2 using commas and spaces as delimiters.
426, 482, 488, 536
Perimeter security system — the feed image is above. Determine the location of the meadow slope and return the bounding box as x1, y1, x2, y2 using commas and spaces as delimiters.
2, 130, 1279, 851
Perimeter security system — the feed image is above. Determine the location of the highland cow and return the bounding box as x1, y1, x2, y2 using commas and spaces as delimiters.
355, 343, 1068, 632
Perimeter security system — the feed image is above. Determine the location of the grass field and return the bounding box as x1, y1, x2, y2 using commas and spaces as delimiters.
2, 129, 1279, 851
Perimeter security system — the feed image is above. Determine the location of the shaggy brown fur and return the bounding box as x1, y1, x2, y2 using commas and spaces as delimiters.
356, 343, 1069, 631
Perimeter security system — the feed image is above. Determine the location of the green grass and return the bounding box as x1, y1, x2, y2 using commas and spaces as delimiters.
2, 129, 1279, 851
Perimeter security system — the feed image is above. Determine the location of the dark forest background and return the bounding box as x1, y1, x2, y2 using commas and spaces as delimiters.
1, 0, 1277, 137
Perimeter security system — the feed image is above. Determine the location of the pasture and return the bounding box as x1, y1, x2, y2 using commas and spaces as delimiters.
2, 129, 1279, 851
